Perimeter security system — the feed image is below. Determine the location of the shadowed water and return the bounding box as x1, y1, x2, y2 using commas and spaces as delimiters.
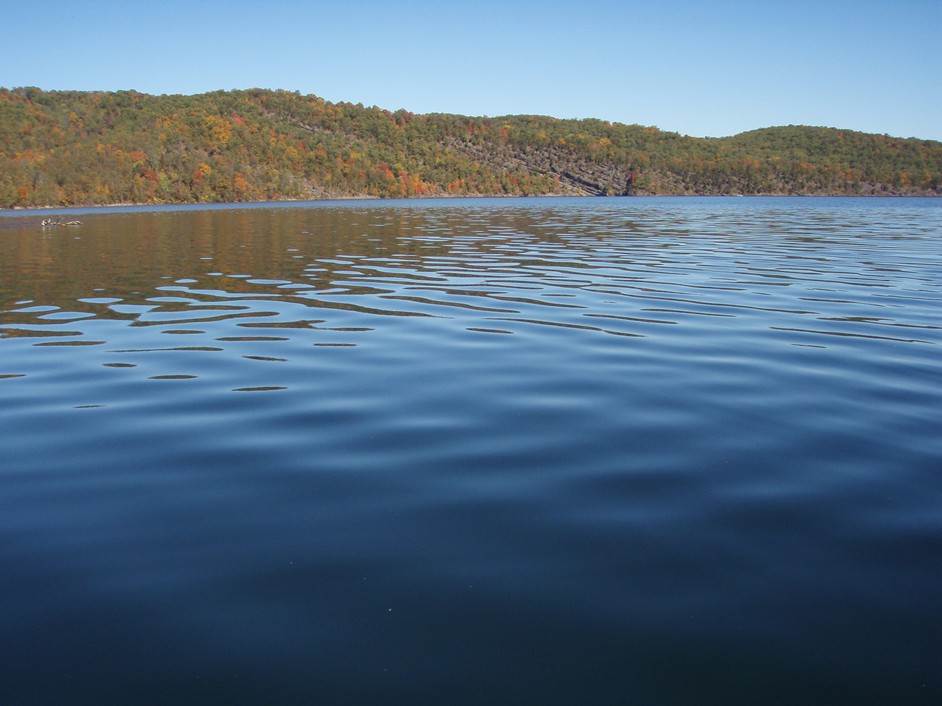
1, 197, 940, 704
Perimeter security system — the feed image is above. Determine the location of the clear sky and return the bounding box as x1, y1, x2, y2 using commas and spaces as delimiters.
3, 0, 940, 141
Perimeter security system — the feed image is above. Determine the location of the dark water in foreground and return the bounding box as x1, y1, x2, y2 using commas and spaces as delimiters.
1, 197, 940, 704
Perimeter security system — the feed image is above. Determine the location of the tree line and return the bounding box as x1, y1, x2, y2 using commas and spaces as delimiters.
1, 87, 939, 208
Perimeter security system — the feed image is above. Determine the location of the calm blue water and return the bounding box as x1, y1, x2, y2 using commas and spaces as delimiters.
1, 197, 940, 704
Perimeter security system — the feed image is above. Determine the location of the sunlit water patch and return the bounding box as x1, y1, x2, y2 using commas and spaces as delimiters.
1, 197, 940, 704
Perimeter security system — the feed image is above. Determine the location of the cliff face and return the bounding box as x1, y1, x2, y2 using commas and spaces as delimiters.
445, 138, 633, 196
2, 87, 940, 208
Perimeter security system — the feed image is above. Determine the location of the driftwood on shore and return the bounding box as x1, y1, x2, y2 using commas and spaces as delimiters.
41, 217, 82, 227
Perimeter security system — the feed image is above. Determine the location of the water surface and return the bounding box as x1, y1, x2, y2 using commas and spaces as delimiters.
1, 197, 940, 704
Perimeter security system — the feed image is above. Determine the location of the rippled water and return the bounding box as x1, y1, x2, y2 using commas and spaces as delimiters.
1, 197, 940, 704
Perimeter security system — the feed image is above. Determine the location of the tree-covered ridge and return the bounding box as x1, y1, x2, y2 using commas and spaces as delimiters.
2, 87, 940, 208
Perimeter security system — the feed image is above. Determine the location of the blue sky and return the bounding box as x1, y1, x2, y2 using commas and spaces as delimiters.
3, 0, 940, 141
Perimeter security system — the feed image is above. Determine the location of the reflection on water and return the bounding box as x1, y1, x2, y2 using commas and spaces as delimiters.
2, 199, 939, 360
1, 198, 941, 705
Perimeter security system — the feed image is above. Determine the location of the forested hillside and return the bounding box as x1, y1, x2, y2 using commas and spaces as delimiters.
2, 87, 940, 208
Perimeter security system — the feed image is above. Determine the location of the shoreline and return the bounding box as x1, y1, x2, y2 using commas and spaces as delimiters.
2, 192, 938, 217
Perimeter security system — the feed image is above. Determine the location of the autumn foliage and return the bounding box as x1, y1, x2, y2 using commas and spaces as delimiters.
1, 87, 939, 208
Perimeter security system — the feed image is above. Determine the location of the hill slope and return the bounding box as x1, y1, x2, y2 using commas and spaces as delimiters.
2, 87, 940, 208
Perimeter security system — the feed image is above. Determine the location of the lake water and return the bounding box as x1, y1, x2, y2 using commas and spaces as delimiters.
1, 197, 940, 704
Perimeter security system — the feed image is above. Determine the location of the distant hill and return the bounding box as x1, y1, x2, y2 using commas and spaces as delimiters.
2, 87, 940, 208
